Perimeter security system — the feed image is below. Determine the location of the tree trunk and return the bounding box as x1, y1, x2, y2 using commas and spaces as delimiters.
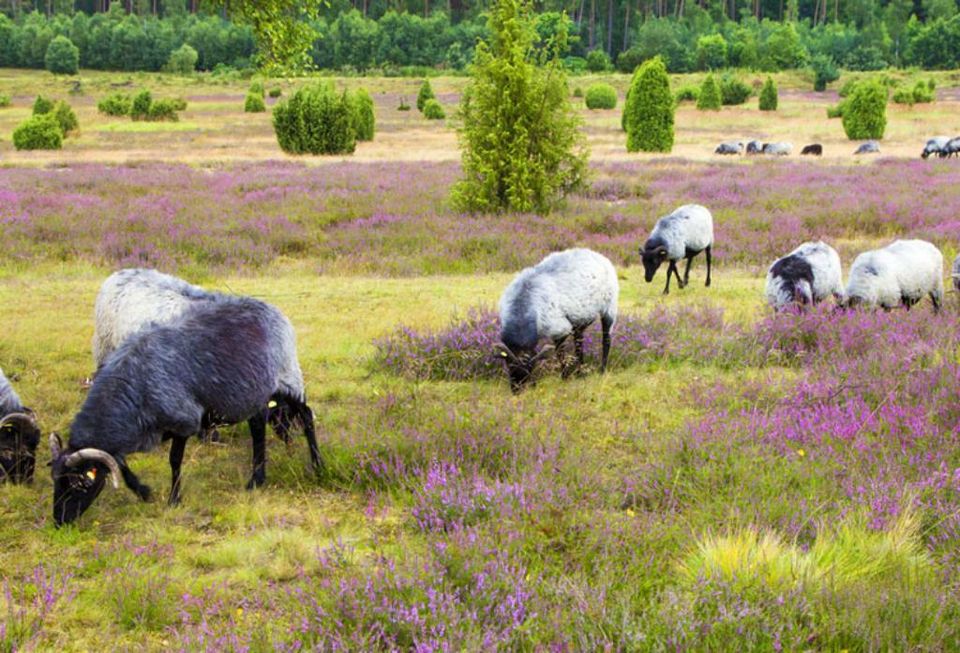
623, 0, 630, 51
606, 0, 613, 55
588, 0, 595, 49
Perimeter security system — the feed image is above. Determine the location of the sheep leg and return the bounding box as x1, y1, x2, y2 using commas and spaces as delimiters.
168, 436, 187, 506
931, 291, 942, 313
705, 246, 712, 287
574, 328, 585, 371
663, 261, 678, 294
682, 256, 694, 287
117, 457, 151, 502
246, 411, 268, 490
298, 402, 324, 476
600, 316, 613, 373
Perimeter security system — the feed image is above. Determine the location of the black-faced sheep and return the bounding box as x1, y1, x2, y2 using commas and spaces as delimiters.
921, 137, 950, 159
845, 239, 943, 312
762, 142, 792, 156
640, 204, 713, 295
854, 141, 880, 155
495, 248, 618, 393
0, 368, 40, 484
746, 141, 763, 155
800, 144, 823, 156
943, 137, 960, 158
49, 295, 322, 526
715, 141, 744, 155
765, 241, 843, 310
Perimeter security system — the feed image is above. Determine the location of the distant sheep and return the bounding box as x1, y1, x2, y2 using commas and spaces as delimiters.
762, 142, 792, 156
854, 141, 880, 155
715, 141, 744, 155
765, 241, 843, 310
943, 137, 960, 158
496, 248, 618, 393
640, 204, 713, 295
800, 144, 822, 156
0, 368, 39, 484
50, 295, 323, 526
746, 141, 763, 155
921, 136, 950, 159
845, 239, 943, 311
952, 253, 960, 292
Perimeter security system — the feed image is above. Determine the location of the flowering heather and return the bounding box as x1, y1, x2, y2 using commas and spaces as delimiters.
1, 564, 74, 651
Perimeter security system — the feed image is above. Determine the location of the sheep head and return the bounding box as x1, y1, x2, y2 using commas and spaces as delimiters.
494, 342, 555, 393
641, 244, 669, 283
0, 411, 40, 484
49, 433, 120, 527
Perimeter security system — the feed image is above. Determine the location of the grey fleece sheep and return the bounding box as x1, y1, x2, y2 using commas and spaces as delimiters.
715, 141, 744, 155
496, 248, 618, 393
845, 239, 943, 311
854, 141, 880, 155
762, 142, 792, 156
50, 295, 322, 526
0, 367, 40, 484
921, 136, 951, 159
951, 253, 960, 292
765, 241, 844, 310
640, 204, 714, 295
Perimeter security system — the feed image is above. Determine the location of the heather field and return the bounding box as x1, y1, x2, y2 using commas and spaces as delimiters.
4, 69, 960, 650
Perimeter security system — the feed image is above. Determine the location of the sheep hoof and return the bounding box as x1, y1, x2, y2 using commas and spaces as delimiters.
246, 475, 265, 490
705, 280, 711, 287
137, 484, 153, 502
167, 494, 181, 507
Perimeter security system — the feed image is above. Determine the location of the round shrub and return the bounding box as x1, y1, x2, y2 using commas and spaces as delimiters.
674, 85, 699, 103
584, 83, 617, 110
130, 90, 152, 121
0, 94, 10, 108
416, 79, 434, 113
422, 98, 445, 120
170, 97, 188, 111
912, 80, 934, 103
572, 86, 583, 98
585, 49, 611, 72
147, 99, 180, 122
98, 93, 132, 116
759, 76, 778, 111
272, 83, 356, 155
892, 86, 915, 106
12, 114, 62, 150
269, 87, 282, 98
249, 81, 265, 97
53, 100, 78, 134
842, 80, 886, 140
623, 55, 674, 153
696, 74, 722, 110
244, 92, 266, 112
32, 95, 54, 115
353, 88, 375, 141
720, 74, 751, 105
44, 35, 79, 75
164, 44, 198, 75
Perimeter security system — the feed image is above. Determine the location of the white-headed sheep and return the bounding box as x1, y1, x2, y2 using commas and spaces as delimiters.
765, 241, 844, 310
845, 239, 943, 311
640, 204, 714, 295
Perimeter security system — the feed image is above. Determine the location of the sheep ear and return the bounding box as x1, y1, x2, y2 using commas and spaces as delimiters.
493, 342, 517, 363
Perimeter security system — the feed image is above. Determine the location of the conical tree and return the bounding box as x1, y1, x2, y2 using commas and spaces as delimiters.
451, 0, 587, 214
623, 56, 674, 152
759, 76, 778, 111
696, 74, 722, 110
417, 79, 435, 112
842, 80, 887, 140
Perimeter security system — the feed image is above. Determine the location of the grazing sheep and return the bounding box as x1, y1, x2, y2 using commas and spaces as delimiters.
921, 137, 951, 159
952, 254, 960, 292
765, 241, 844, 310
0, 368, 40, 484
762, 142, 792, 156
715, 141, 744, 155
942, 137, 960, 158
746, 140, 763, 155
854, 141, 880, 155
49, 295, 322, 526
640, 204, 713, 295
800, 144, 823, 156
495, 248, 618, 393
845, 239, 943, 312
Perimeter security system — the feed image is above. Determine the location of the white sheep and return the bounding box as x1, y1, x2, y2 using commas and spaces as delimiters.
854, 141, 880, 155
640, 204, 714, 295
715, 141, 744, 155
921, 136, 951, 159
495, 248, 618, 393
762, 142, 792, 156
951, 253, 960, 292
765, 241, 844, 310
845, 239, 943, 311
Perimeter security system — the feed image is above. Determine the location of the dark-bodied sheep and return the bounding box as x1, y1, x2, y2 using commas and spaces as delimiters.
496, 248, 618, 393
640, 204, 713, 295
49, 295, 322, 526
854, 141, 880, 155
715, 141, 743, 155
921, 137, 950, 159
0, 368, 40, 484
845, 239, 943, 312
765, 241, 843, 310
746, 140, 763, 155
800, 144, 823, 156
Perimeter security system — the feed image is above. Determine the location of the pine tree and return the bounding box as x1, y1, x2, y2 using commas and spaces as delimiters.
759, 76, 778, 111
623, 56, 674, 152
696, 74, 722, 110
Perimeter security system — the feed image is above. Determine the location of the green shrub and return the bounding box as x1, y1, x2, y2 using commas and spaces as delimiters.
696, 33, 728, 70
12, 114, 62, 150
147, 99, 180, 122
826, 101, 846, 118
892, 86, 915, 105
98, 93, 132, 116
53, 100, 78, 134
170, 97, 188, 111
269, 87, 282, 98
0, 94, 10, 108
353, 88, 375, 140
584, 83, 617, 110
562, 56, 587, 73
811, 54, 840, 92
912, 80, 934, 103
32, 95, 54, 115
624, 55, 674, 152
719, 74, 751, 105
244, 92, 266, 112
44, 35, 79, 75
416, 79, 435, 112
842, 80, 886, 140
838, 78, 860, 97
759, 76, 778, 111
585, 49, 611, 72
674, 85, 699, 103
572, 86, 583, 98
249, 81, 265, 97
130, 90, 152, 121
164, 44, 198, 75
927, 77, 936, 91
272, 83, 357, 155
422, 98, 445, 120
696, 74, 722, 110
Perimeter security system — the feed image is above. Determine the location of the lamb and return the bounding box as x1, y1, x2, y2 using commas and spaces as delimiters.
745, 141, 763, 155
495, 248, 618, 393
0, 368, 40, 484
800, 144, 823, 156
640, 204, 713, 295
952, 253, 960, 292
762, 142, 792, 156
765, 241, 844, 310
921, 136, 950, 159
49, 295, 322, 526
715, 141, 744, 155
854, 141, 880, 155
845, 239, 943, 312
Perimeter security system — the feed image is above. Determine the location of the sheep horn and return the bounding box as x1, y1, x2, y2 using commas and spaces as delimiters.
64, 448, 121, 489
0, 412, 39, 436
493, 342, 518, 363
49, 433, 62, 459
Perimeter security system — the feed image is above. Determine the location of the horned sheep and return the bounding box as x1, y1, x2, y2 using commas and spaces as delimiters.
495, 248, 618, 393
765, 241, 844, 310
845, 239, 943, 312
0, 368, 40, 484
640, 204, 714, 295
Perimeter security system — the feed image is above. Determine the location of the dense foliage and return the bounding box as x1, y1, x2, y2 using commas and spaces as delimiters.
842, 79, 887, 139
696, 73, 722, 110
244, 92, 266, 112
719, 73, 751, 105
416, 79, 435, 112
584, 82, 617, 109
810, 53, 840, 91
12, 113, 62, 150
272, 82, 358, 155
759, 76, 778, 110
623, 56, 673, 152
452, 0, 586, 214
353, 88, 376, 140
43, 34, 78, 74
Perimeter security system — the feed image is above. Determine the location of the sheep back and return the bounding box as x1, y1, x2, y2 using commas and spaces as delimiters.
846, 240, 943, 308
765, 241, 843, 308
647, 204, 714, 262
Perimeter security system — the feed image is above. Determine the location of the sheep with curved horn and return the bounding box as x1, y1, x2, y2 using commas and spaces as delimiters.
0, 367, 40, 484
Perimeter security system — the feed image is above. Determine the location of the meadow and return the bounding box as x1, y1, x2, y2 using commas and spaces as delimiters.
2, 68, 960, 650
